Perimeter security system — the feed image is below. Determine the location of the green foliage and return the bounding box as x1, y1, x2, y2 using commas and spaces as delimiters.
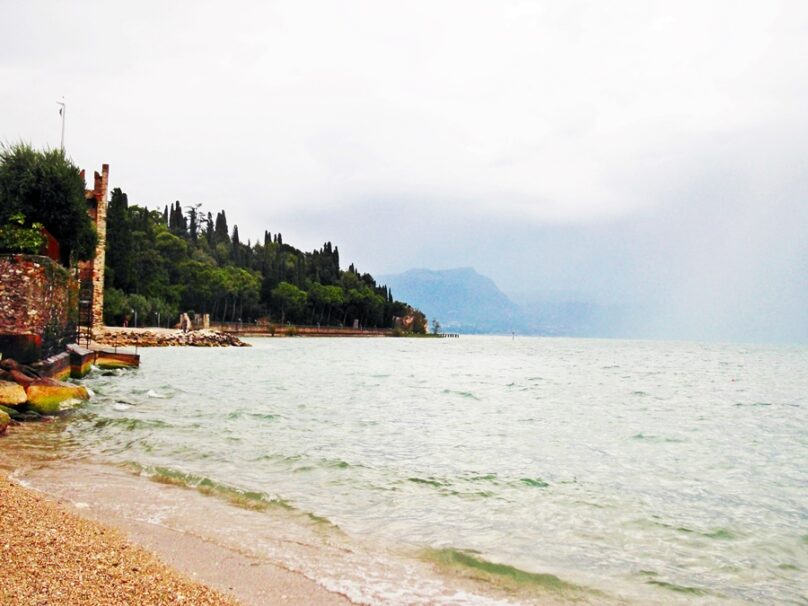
103, 189, 413, 328
272, 282, 306, 324
128, 293, 151, 319
103, 287, 177, 327
103, 287, 129, 325
410, 309, 428, 334
0, 212, 45, 253
0, 143, 96, 261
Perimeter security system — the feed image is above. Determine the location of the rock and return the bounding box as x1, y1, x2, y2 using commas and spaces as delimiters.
93, 328, 249, 348
0, 359, 19, 372
0, 359, 40, 378
0, 404, 22, 420
24, 379, 90, 415
0, 380, 27, 405
0, 409, 9, 434
9, 369, 35, 388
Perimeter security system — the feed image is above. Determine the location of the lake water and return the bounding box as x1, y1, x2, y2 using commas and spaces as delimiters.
6, 337, 808, 604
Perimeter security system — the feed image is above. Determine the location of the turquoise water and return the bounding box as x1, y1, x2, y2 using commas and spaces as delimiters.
29, 337, 808, 602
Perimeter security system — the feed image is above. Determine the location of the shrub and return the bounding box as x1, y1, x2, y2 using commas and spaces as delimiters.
0, 143, 96, 262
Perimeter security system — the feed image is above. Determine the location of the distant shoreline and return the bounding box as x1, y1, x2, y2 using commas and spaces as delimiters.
92, 326, 249, 348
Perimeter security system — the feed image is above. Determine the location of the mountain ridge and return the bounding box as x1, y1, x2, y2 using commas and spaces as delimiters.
379, 267, 526, 334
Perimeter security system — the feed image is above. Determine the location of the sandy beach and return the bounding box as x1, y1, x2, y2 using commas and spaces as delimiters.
0, 473, 238, 606
0, 467, 352, 606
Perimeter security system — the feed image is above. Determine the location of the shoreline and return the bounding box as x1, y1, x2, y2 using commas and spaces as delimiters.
1, 341, 643, 606
0, 457, 354, 606
0, 452, 615, 606
0, 471, 239, 606
91, 326, 249, 348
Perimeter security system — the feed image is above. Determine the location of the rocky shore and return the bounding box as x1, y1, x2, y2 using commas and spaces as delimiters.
0, 359, 90, 434
0, 474, 239, 606
93, 327, 249, 348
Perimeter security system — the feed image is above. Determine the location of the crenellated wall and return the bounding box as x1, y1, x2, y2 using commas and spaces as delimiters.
0, 254, 78, 363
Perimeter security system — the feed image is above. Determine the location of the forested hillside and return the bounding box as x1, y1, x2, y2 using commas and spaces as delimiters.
103, 189, 421, 330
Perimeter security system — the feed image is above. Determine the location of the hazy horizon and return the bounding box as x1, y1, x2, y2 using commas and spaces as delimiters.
2, 1, 807, 343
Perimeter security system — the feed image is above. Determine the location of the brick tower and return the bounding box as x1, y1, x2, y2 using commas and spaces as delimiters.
78, 164, 109, 333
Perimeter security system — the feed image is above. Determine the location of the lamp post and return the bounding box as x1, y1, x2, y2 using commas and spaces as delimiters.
56, 98, 65, 151
131, 308, 138, 328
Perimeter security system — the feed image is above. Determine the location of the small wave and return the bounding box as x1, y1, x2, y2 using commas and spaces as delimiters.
704, 528, 737, 540
292, 465, 315, 473
422, 548, 587, 593
92, 417, 171, 431
631, 433, 685, 443
226, 410, 278, 421
465, 473, 499, 483
636, 519, 739, 540
647, 579, 708, 596
131, 463, 293, 512
321, 458, 357, 469
441, 389, 481, 400
112, 403, 132, 411
409, 476, 449, 488
519, 478, 549, 488
305, 511, 342, 531
147, 389, 167, 399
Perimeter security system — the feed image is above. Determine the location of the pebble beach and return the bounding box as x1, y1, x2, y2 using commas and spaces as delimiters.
0, 474, 239, 606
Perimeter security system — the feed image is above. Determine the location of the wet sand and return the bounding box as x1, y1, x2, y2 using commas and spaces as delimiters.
0, 474, 237, 606
0, 470, 352, 605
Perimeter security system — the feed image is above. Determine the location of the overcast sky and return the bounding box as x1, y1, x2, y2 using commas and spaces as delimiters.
2, 1, 807, 341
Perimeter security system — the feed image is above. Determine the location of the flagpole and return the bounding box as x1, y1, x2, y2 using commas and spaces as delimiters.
56, 98, 65, 152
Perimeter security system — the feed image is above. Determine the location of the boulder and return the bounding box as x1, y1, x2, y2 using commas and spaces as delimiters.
24, 379, 90, 415
0, 380, 27, 406
0, 410, 9, 434
9, 370, 34, 388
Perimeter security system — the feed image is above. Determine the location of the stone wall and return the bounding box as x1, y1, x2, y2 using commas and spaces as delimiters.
0, 254, 78, 363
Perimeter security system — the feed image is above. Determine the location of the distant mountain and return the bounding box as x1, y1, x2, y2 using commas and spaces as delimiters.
509, 293, 629, 338
379, 267, 527, 334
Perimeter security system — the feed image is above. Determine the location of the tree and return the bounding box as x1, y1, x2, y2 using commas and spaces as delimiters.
103, 287, 129, 325
0, 143, 96, 262
102, 188, 415, 329
271, 282, 306, 324
106, 188, 133, 289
